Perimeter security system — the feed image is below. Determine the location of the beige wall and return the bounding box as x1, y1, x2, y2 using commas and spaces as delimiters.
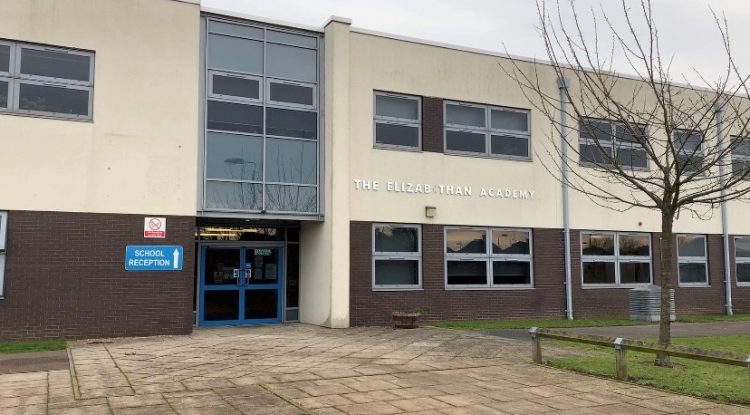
0, 0, 200, 216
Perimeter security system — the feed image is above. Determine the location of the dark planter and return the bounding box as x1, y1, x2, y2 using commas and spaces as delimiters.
392, 312, 421, 329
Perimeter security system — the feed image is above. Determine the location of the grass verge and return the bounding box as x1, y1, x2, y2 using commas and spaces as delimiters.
0, 339, 67, 354
547, 335, 750, 404
431, 318, 648, 330
676, 313, 750, 323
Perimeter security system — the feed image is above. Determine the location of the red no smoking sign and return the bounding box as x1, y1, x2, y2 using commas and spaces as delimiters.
144, 217, 166, 238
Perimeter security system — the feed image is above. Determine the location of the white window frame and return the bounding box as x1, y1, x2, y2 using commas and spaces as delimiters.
734, 236, 750, 286
676, 234, 709, 287
372, 223, 422, 290
0, 211, 7, 299
578, 118, 649, 170
443, 101, 531, 160
266, 78, 317, 110
208, 70, 262, 104
581, 231, 652, 288
445, 227, 533, 290
373, 91, 421, 151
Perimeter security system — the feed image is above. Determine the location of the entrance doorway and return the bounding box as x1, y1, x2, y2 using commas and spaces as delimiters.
199, 246, 283, 325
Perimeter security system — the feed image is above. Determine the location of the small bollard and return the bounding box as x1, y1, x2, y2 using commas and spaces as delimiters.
614, 337, 628, 381
529, 327, 542, 364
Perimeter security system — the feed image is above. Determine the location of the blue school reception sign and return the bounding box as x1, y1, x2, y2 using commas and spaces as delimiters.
125, 245, 183, 271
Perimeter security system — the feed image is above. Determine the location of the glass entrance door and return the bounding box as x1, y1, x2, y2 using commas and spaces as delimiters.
199, 246, 283, 326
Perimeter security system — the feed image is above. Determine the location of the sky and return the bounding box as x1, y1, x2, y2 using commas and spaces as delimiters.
201, 0, 750, 86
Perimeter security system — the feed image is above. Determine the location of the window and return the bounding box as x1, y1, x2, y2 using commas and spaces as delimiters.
735, 237, 750, 285
445, 227, 532, 288
731, 136, 750, 178
204, 19, 319, 214
444, 101, 530, 159
581, 231, 651, 286
579, 118, 648, 169
672, 129, 703, 172
372, 224, 421, 289
373, 92, 421, 149
0, 41, 94, 120
677, 235, 708, 285
0, 212, 6, 298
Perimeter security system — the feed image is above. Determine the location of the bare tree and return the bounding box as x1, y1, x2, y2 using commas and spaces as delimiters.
505, 0, 750, 366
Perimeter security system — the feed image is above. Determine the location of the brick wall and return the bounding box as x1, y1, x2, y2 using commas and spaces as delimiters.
0, 210, 195, 341
350, 221, 566, 325
422, 97, 443, 153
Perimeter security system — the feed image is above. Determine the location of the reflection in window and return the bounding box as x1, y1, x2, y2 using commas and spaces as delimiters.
677, 235, 708, 285
446, 228, 532, 288
373, 224, 421, 288
444, 102, 530, 158
581, 231, 651, 286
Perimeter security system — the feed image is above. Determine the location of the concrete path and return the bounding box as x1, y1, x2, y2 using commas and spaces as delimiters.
0, 350, 69, 374
1, 325, 748, 414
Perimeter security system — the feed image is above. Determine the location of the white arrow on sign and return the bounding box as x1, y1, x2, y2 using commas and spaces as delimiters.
173, 249, 180, 269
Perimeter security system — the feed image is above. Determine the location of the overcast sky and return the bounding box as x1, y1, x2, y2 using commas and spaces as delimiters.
202, 0, 750, 85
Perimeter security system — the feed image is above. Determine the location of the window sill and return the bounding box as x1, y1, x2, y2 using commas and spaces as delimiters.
736, 282, 750, 287
678, 283, 710, 288
0, 109, 93, 123
444, 150, 533, 163
373, 144, 422, 153
578, 162, 650, 172
372, 287, 423, 292
581, 284, 652, 289
445, 286, 535, 291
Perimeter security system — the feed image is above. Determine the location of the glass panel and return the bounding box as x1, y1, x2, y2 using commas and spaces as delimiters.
205, 181, 262, 210
203, 290, 239, 321
208, 21, 263, 40
197, 227, 282, 241
491, 109, 528, 132
446, 104, 485, 127
265, 184, 317, 212
581, 233, 614, 256
493, 261, 531, 285
491, 135, 528, 157
266, 138, 317, 185
673, 130, 702, 153
679, 263, 707, 284
269, 82, 314, 106
579, 119, 613, 142
375, 225, 419, 253
0, 81, 7, 108
206, 101, 262, 134
247, 248, 278, 285
615, 123, 647, 143
20, 48, 90, 82
732, 159, 750, 178
735, 238, 750, 258
583, 262, 616, 284
447, 261, 487, 285
244, 290, 278, 319
580, 144, 611, 164
446, 130, 485, 153
205, 132, 263, 181
376, 95, 418, 120
286, 308, 299, 321
374, 260, 419, 285
18, 84, 89, 116
212, 74, 259, 100
620, 262, 651, 284
731, 138, 750, 156
678, 154, 702, 172
619, 234, 650, 256
375, 123, 419, 148
207, 34, 263, 74
267, 30, 317, 48
738, 263, 750, 283
446, 229, 486, 254
491, 230, 529, 255
287, 244, 299, 308
616, 147, 648, 169
267, 43, 316, 82
0, 45, 9, 73
678, 235, 706, 257
266, 107, 317, 139
204, 249, 240, 286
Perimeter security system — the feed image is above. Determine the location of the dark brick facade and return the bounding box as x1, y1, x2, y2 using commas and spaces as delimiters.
422, 97, 444, 153
0, 210, 195, 341
350, 221, 566, 325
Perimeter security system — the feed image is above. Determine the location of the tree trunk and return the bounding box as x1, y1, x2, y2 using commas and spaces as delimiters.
655, 211, 675, 367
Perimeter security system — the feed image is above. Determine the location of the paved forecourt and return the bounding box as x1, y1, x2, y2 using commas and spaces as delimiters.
1, 324, 748, 414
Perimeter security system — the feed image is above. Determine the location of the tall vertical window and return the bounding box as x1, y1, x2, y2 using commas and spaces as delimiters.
445, 227, 533, 288
579, 118, 648, 169
0, 212, 7, 298
677, 234, 708, 285
581, 232, 651, 286
444, 101, 530, 159
204, 19, 320, 214
734, 237, 750, 285
372, 224, 421, 289
672, 129, 703, 172
373, 92, 421, 149
731, 136, 750, 178
0, 40, 94, 120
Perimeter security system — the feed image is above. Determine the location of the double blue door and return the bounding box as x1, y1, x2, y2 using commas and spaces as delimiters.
199, 246, 283, 326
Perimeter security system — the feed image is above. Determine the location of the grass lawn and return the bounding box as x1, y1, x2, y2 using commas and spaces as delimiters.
547, 335, 750, 404
0, 339, 67, 354
676, 313, 750, 323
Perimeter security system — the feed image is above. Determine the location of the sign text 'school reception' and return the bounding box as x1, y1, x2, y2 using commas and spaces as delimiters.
125, 245, 183, 271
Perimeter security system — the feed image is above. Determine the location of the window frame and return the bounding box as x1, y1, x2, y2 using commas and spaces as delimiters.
734, 236, 750, 286
578, 118, 649, 171
208, 70, 262, 104
580, 231, 653, 288
730, 136, 750, 179
672, 129, 704, 173
0, 211, 7, 299
373, 91, 422, 151
266, 78, 317, 110
445, 226, 534, 290
443, 100, 531, 161
676, 234, 709, 287
371, 223, 422, 291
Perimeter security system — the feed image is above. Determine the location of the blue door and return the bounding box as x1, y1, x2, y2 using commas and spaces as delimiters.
199, 246, 283, 326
